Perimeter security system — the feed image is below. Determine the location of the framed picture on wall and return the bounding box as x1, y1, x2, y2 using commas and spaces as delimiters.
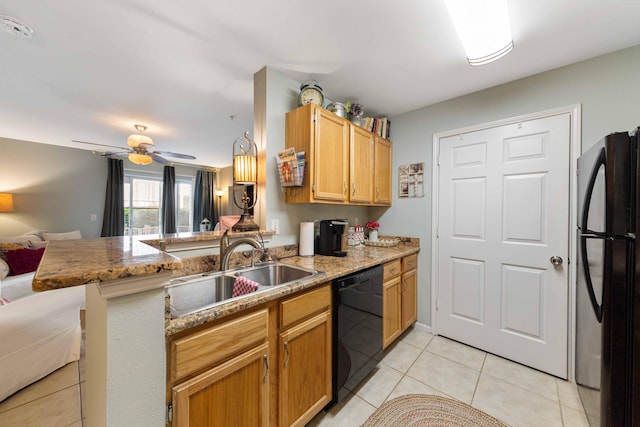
398, 162, 425, 198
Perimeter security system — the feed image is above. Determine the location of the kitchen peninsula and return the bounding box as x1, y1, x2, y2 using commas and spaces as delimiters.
33, 233, 419, 426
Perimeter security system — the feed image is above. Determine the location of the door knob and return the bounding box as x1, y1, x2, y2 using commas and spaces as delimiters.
550, 256, 563, 266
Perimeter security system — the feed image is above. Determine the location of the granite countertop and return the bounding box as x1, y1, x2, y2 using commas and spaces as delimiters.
31, 232, 419, 336
165, 240, 420, 335
142, 230, 275, 251
33, 237, 183, 291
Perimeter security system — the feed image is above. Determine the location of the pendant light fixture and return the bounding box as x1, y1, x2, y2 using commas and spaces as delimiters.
443, 0, 514, 66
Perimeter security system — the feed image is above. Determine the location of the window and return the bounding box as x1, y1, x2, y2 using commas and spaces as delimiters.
176, 179, 193, 232
124, 174, 194, 236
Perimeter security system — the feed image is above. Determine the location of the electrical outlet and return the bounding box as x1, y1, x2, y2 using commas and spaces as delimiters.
90, 214, 97, 221
271, 219, 280, 235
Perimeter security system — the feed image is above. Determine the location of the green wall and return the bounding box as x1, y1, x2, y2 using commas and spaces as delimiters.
385, 44, 640, 325
257, 67, 371, 246
0, 136, 215, 238
0, 137, 108, 237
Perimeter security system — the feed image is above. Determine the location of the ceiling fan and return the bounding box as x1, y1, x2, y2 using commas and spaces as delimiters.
73, 124, 196, 165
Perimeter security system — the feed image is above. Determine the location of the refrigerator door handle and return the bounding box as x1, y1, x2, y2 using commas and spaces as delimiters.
579, 146, 606, 323
580, 234, 604, 322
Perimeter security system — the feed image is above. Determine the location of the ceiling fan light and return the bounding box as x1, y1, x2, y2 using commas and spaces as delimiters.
127, 134, 153, 148
443, 0, 514, 66
128, 152, 153, 165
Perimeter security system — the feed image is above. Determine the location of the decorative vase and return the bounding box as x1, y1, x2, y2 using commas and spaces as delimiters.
351, 115, 362, 126
369, 230, 378, 242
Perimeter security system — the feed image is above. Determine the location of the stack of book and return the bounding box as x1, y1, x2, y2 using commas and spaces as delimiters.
361, 117, 391, 139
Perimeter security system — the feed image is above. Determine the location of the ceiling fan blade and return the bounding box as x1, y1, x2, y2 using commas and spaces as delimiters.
72, 140, 128, 151
152, 151, 196, 160
103, 151, 131, 156
150, 153, 169, 164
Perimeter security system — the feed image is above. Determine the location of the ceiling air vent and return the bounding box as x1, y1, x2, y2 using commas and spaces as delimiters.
0, 16, 34, 38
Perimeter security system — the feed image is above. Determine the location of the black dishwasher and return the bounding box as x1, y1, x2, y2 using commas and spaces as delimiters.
332, 265, 384, 403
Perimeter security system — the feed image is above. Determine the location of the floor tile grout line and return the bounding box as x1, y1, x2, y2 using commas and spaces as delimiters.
555, 379, 568, 426
396, 343, 461, 402
0, 361, 81, 415
469, 352, 488, 407
77, 356, 84, 422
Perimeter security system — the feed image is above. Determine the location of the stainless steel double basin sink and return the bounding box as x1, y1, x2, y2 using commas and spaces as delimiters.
166, 262, 323, 318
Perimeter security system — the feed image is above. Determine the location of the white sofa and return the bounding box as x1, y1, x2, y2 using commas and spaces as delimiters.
0, 232, 85, 402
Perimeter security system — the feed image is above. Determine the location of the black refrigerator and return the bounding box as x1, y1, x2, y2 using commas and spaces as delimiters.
576, 127, 640, 427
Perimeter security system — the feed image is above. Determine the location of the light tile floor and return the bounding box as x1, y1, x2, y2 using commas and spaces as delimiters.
0, 338, 85, 427
309, 326, 591, 427
0, 326, 589, 427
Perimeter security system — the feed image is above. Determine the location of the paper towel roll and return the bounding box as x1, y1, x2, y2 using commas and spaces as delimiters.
299, 221, 315, 256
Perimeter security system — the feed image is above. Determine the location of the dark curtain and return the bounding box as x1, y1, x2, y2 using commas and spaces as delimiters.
101, 158, 124, 237
161, 165, 177, 234
192, 169, 217, 231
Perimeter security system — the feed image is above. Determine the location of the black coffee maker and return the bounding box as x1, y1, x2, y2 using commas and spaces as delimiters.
315, 219, 348, 257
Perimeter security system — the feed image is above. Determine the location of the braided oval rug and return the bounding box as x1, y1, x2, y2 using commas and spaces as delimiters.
362, 394, 509, 427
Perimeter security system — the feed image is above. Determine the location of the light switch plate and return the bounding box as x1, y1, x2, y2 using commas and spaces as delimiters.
271, 219, 280, 235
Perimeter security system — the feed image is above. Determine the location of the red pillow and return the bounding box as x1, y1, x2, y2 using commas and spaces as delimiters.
5, 248, 45, 276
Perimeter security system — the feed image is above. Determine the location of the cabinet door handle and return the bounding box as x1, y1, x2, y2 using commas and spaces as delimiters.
284, 341, 290, 368
376, 187, 379, 198
352, 183, 356, 196
263, 354, 269, 383
343, 181, 348, 195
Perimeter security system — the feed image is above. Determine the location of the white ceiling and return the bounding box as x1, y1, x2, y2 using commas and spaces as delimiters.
1, 0, 638, 168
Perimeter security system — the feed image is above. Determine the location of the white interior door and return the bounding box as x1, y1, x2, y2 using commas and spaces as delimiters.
436, 113, 570, 378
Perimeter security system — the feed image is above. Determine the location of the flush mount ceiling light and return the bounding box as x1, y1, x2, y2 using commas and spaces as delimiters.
0, 16, 34, 38
443, 0, 514, 66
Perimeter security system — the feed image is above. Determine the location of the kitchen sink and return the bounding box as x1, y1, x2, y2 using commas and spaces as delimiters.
231, 262, 319, 287
167, 262, 323, 318
167, 273, 239, 318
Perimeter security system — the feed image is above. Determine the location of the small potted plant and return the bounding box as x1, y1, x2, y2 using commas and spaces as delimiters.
366, 221, 380, 242
344, 102, 364, 125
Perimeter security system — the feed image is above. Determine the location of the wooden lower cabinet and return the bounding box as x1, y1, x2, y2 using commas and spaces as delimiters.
278, 311, 332, 427
383, 275, 402, 348
383, 255, 419, 348
167, 283, 332, 427
401, 267, 418, 330
172, 343, 269, 426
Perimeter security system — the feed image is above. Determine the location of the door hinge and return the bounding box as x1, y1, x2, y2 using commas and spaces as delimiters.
312, 112, 316, 122
311, 183, 315, 193
166, 403, 173, 423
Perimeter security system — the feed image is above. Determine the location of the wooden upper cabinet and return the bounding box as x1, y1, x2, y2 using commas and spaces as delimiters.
349, 125, 374, 203
285, 104, 348, 204
285, 104, 392, 206
374, 137, 392, 205
314, 108, 349, 202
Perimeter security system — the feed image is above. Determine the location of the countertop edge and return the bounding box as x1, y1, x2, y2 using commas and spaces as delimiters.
165, 246, 420, 336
